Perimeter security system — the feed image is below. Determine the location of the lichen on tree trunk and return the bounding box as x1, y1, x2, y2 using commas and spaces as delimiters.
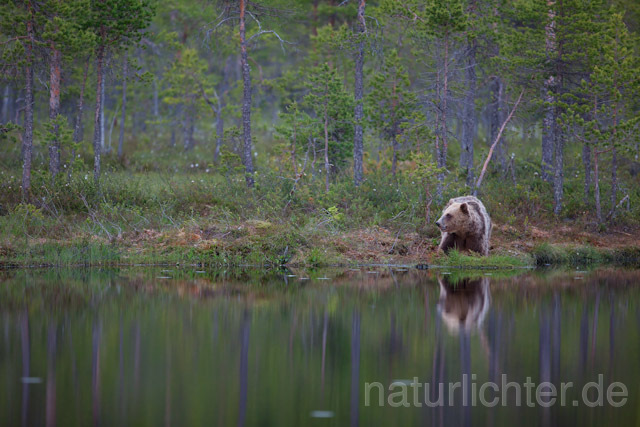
118, 54, 127, 159
352, 0, 365, 187
239, 0, 254, 188
460, 39, 476, 187
48, 42, 62, 179
93, 40, 105, 183
21, 3, 35, 199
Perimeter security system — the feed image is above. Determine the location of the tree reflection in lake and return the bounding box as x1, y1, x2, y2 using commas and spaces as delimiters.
0, 267, 639, 426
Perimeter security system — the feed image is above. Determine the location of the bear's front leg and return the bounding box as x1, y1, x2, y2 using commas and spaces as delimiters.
462, 236, 488, 256
438, 232, 456, 254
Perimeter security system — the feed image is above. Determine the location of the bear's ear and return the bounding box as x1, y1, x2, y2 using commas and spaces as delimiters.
460, 203, 469, 215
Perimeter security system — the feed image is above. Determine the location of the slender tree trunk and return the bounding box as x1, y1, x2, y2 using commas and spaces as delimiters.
440, 34, 449, 170
152, 77, 159, 118
475, 88, 524, 194
69, 57, 90, 182
541, 88, 555, 182
1, 85, 10, 124
324, 95, 330, 193
183, 111, 194, 150
48, 42, 62, 179
609, 85, 620, 214
108, 104, 119, 153
460, 38, 477, 187
610, 147, 617, 210
22, 3, 35, 199
100, 63, 106, 153
489, 78, 507, 172
139, 109, 146, 132
391, 133, 398, 178
239, 0, 254, 187
551, 3, 565, 215
582, 142, 591, 203
118, 54, 127, 158
291, 109, 298, 176
215, 104, 223, 163
390, 79, 398, 179
489, 77, 500, 165
594, 151, 602, 223
353, 0, 366, 187
310, 136, 317, 182
202, 88, 224, 163
541, 1, 556, 182
498, 80, 508, 171
434, 35, 450, 195
170, 106, 177, 148
93, 39, 105, 183
553, 126, 564, 215
74, 58, 90, 144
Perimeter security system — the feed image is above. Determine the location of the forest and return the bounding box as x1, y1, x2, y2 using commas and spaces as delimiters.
1, 0, 639, 267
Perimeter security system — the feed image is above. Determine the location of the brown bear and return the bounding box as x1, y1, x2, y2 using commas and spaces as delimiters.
435, 195, 492, 256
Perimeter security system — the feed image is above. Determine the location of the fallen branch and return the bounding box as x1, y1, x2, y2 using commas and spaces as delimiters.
607, 194, 630, 221
474, 88, 525, 195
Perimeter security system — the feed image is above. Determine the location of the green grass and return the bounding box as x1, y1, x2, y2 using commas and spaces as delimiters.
0, 155, 638, 269
2, 238, 640, 270
1, 241, 122, 267
430, 249, 533, 269
531, 243, 640, 267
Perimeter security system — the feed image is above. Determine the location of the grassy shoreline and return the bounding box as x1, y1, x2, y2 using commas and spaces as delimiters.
1, 171, 638, 271
1, 235, 638, 270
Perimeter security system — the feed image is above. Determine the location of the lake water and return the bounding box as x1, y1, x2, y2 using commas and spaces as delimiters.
1, 267, 639, 426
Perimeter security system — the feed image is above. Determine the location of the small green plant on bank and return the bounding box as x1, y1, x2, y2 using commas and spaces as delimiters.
431, 249, 532, 269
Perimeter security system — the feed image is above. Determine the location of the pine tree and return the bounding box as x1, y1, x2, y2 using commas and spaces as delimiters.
304, 62, 354, 192
566, 9, 640, 223
88, 0, 154, 182
353, 0, 366, 187
380, 0, 467, 186
0, 0, 37, 197
162, 48, 216, 151
40, 0, 94, 179
366, 49, 423, 178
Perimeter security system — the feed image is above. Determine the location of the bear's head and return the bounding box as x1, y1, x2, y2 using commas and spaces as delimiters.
435, 202, 472, 234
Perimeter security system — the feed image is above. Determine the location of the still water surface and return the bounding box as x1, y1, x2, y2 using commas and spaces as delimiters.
0, 267, 639, 426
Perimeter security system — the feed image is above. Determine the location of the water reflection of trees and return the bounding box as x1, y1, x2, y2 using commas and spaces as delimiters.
0, 267, 639, 425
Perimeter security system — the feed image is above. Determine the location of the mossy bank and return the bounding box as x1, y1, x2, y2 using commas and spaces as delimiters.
1, 171, 638, 270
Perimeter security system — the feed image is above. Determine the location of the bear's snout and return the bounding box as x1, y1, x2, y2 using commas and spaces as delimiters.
435, 220, 442, 229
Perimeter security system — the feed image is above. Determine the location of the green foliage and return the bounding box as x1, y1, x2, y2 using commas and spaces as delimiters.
88, 0, 155, 49
1, 0, 640, 268
431, 249, 532, 268
162, 47, 215, 122
407, 150, 444, 201
565, 10, 640, 153
273, 100, 315, 173
304, 62, 354, 169
380, 0, 468, 36
366, 49, 425, 161
218, 146, 244, 182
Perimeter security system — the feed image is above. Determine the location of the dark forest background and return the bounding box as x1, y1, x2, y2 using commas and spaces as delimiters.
1, 0, 640, 265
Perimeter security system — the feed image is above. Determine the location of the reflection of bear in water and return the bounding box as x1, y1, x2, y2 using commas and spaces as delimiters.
437, 275, 490, 334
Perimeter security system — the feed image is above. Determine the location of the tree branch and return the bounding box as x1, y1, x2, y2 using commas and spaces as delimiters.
474, 88, 525, 193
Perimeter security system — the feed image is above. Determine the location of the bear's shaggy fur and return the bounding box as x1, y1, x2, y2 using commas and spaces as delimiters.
435, 195, 492, 256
